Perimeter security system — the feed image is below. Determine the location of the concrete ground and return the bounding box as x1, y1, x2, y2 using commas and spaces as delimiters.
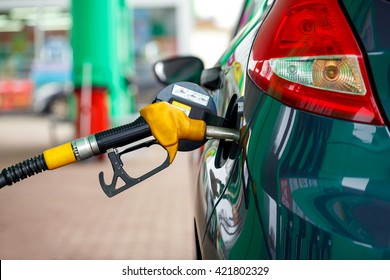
0, 114, 197, 259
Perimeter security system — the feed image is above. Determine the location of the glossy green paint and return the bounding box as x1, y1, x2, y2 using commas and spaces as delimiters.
227, 179, 270, 260
340, 0, 390, 121
245, 90, 390, 258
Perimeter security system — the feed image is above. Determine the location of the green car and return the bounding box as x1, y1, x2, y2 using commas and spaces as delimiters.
156, 0, 390, 259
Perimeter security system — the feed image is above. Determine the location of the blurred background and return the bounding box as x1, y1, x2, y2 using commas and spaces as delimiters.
0, 0, 243, 259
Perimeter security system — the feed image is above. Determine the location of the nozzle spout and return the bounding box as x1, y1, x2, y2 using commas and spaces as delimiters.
205, 126, 240, 143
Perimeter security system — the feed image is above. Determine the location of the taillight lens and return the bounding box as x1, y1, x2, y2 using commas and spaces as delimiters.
248, 0, 384, 125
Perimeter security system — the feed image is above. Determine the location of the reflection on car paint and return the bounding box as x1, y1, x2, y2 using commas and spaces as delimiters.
201, 63, 250, 258
200, 21, 269, 258
264, 106, 390, 254
273, 107, 296, 160
352, 123, 376, 144
341, 177, 370, 192
266, 194, 277, 259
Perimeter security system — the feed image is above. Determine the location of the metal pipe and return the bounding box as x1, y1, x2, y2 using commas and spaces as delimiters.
205, 126, 240, 143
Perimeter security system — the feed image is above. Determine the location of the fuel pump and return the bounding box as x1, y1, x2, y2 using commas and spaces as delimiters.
0, 82, 239, 197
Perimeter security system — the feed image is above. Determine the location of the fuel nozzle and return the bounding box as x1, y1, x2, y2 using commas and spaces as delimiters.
0, 82, 241, 195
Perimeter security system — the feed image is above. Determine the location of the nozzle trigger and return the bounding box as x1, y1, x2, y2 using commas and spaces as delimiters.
99, 140, 170, 197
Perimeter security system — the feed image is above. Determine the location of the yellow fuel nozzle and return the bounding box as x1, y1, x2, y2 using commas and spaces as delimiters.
140, 101, 206, 163
0, 82, 239, 196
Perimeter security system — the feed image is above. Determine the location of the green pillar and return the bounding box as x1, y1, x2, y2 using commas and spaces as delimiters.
71, 0, 135, 133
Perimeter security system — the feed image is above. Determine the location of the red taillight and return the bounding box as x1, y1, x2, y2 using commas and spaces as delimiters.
248, 0, 384, 125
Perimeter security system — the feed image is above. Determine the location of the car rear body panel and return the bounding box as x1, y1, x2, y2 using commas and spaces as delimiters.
245, 76, 390, 258
195, 0, 390, 259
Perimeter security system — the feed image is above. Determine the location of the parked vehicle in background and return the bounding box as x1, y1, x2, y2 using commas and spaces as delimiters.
31, 81, 72, 119
155, 0, 390, 259
30, 37, 73, 119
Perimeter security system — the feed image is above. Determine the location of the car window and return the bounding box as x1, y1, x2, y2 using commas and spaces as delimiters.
234, 0, 269, 35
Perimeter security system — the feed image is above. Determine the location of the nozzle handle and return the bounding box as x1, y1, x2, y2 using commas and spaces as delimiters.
94, 116, 152, 153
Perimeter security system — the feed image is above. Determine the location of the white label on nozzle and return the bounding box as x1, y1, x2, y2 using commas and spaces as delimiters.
172, 85, 209, 107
